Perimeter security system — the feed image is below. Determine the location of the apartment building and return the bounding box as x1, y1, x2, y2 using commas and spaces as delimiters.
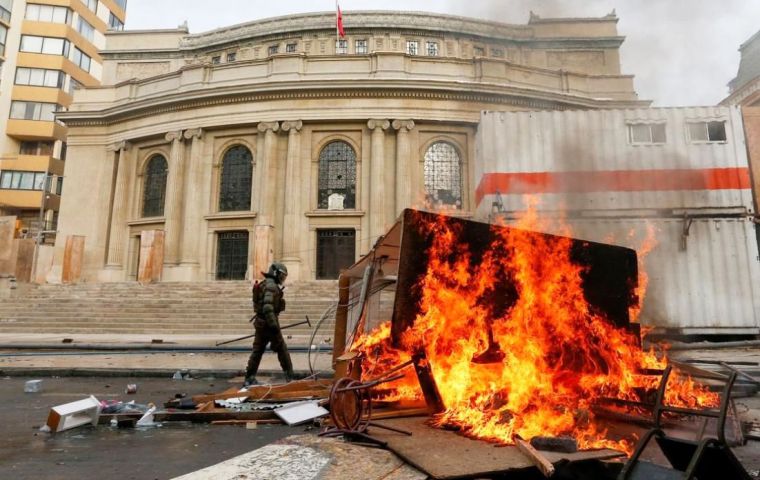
0, 0, 125, 239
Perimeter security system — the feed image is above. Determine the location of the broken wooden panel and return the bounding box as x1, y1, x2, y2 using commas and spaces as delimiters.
138, 230, 164, 283
62, 235, 86, 284
391, 209, 639, 345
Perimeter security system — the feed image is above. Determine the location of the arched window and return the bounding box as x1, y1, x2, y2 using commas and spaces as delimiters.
318, 141, 356, 209
219, 145, 253, 212
424, 141, 462, 208
142, 154, 168, 217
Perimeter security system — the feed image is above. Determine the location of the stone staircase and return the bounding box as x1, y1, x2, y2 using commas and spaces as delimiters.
0, 281, 339, 341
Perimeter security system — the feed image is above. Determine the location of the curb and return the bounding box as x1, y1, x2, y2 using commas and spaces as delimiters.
0, 367, 326, 379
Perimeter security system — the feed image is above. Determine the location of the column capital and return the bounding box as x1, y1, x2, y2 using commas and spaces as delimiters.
165, 130, 183, 143
367, 119, 390, 131
257, 121, 280, 133
392, 119, 416, 132
183, 128, 204, 141
107, 140, 131, 152
280, 120, 303, 133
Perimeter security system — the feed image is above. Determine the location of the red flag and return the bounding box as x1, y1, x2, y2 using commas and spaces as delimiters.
337, 3, 345, 38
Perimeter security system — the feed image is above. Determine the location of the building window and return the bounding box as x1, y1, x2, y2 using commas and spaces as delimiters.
355, 39, 367, 54
219, 145, 253, 212
0, 171, 47, 191
10, 101, 59, 121
426, 41, 439, 56
112, 0, 127, 10
336, 39, 348, 54
71, 47, 91, 72
67, 76, 83, 95
286, 43, 297, 53
142, 155, 168, 217
491, 48, 504, 58
211, 55, 221, 64
628, 123, 666, 144
15, 67, 65, 88
25, 4, 70, 24
20, 35, 70, 56
108, 12, 124, 30
406, 40, 419, 55
688, 121, 727, 143
0, 24, 5, 57
424, 141, 462, 208
82, 0, 97, 13
0, 0, 11, 23
226, 52, 236, 62
20, 141, 54, 156
268, 45, 279, 55
56, 176, 63, 195
57, 141, 67, 161
216, 231, 249, 280
76, 16, 95, 42
318, 141, 356, 209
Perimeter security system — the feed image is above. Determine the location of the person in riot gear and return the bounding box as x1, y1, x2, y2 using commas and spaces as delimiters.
244, 262, 294, 386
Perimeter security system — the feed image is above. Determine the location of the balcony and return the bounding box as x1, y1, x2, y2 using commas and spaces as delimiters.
0, 154, 65, 176
5, 120, 67, 141
0, 189, 60, 211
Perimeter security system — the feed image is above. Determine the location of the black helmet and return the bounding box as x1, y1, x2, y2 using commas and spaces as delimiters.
268, 262, 288, 282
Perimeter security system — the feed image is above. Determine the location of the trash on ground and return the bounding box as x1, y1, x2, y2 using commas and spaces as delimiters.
45, 396, 101, 433
24, 379, 42, 393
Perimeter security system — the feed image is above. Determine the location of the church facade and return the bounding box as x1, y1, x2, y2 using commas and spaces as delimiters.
51, 10, 646, 283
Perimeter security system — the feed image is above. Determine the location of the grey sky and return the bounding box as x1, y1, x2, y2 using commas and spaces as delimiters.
124, 1, 759, 106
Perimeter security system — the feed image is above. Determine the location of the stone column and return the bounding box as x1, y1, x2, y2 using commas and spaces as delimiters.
253, 121, 279, 278
105, 141, 132, 269
392, 119, 415, 216
163, 130, 185, 265
280, 120, 303, 279
367, 119, 390, 244
180, 128, 204, 267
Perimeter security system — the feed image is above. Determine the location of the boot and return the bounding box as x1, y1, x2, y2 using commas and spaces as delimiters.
243, 376, 259, 387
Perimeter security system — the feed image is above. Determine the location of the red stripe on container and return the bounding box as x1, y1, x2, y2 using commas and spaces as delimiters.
475, 168, 751, 205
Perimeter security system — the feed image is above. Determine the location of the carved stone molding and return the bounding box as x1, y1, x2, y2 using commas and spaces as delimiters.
392, 119, 416, 132
183, 128, 204, 140
257, 121, 280, 133
367, 119, 390, 131
280, 120, 303, 132
165, 130, 183, 142
106, 140, 131, 152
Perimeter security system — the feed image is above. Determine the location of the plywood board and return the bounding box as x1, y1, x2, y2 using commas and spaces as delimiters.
62, 235, 85, 284
0, 216, 17, 275
371, 417, 624, 479
138, 230, 164, 283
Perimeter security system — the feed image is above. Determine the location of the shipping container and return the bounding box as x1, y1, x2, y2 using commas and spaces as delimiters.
475, 107, 754, 216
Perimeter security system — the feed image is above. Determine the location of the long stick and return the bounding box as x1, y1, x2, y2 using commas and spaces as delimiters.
514, 436, 555, 478
215, 318, 312, 346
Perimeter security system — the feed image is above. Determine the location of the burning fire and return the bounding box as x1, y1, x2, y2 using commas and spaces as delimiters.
352, 205, 717, 453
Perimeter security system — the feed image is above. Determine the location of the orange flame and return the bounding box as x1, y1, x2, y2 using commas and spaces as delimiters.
352, 205, 717, 453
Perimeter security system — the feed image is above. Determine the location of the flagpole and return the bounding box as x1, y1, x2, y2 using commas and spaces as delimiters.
335, 0, 339, 48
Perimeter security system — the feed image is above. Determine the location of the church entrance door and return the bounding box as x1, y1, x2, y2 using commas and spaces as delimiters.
316, 229, 355, 279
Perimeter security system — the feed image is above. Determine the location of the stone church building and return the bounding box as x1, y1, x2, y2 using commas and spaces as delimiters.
50, 10, 646, 283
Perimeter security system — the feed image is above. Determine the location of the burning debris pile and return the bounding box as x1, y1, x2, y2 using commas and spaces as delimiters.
351, 208, 718, 453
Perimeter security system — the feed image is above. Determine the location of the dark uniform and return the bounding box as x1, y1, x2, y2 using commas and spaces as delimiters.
244, 262, 294, 386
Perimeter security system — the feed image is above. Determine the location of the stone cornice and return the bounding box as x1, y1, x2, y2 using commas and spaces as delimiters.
176, 11, 623, 51
106, 140, 131, 152
58, 81, 649, 128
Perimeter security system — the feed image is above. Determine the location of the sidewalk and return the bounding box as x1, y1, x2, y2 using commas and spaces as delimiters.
0, 333, 335, 378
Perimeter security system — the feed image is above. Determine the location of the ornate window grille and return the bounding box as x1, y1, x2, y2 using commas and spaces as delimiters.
219, 145, 253, 212
142, 155, 168, 217
318, 141, 356, 209
424, 141, 462, 209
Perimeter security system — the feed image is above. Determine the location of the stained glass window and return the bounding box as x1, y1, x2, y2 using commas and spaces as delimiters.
142, 155, 168, 217
424, 141, 462, 208
219, 145, 253, 212
318, 141, 356, 209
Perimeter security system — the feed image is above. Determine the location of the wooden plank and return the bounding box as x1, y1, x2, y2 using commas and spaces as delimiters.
369, 417, 624, 480
210, 419, 283, 426
192, 380, 332, 404
514, 436, 555, 478
98, 409, 277, 425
